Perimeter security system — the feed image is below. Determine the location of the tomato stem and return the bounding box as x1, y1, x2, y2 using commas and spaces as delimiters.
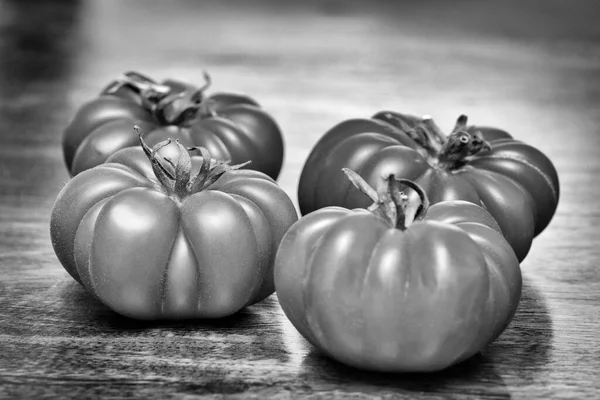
452, 114, 469, 133
153, 91, 203, 126
172, 141, 192, 198
190, 71, 212, 102
197, 98, 219, 118
419, 116, 446, 150
153, 72, 215, 126
103, 71, 217, 127
102, 71, 172, 102
135, 125, 250, 199
436, 117, 491, 168
375, 112, 493, 169
342, 168, 429, 230
135, 125, 176, 192
187, 147, 250, 192
124, 71, 158, 84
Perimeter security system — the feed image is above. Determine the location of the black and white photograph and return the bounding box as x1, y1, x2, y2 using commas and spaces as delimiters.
0, 0, 598, 398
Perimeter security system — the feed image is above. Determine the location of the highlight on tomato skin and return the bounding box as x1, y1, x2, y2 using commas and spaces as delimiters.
63, 70, 285, 181
297, 112, 560, 263
276, 169, 522, 373
50, 130, 298, 320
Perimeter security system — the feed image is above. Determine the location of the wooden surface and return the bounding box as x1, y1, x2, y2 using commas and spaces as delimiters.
1, 0, 599, 398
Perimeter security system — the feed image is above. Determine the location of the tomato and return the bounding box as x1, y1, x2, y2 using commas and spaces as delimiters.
63, 71, 285, 180
50, 133, 298, 320
297, 112, 559, 262
276, 169, 521, 372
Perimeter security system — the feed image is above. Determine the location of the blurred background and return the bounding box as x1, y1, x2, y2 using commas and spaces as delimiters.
1, 0, 599, 203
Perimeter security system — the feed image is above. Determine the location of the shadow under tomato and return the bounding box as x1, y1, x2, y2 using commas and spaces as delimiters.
299, 350, 509, 398
53, 280, 291, 365
57, 280, 267, 331
57, 281, 287, 358
296, 277, 552, 397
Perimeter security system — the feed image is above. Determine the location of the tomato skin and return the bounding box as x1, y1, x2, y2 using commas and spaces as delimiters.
211, 104, 284, 179
63, 76, 285, 180
298, 113, 559, 261
274, 200, 521, 372
208, 92, 260, 109
63, 95, 155, 171
71, 119, 158, 175
51, 147, 297, 320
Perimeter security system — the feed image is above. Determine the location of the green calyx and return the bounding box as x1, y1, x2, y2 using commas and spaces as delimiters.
342, 168, 429, 230
135, 125, 250, 200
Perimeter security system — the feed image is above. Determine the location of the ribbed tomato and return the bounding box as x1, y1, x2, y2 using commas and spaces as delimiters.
298, 111, 559, 261
51, 133, 297, 319
277, 170, 521, 372
63, 71, 284, 180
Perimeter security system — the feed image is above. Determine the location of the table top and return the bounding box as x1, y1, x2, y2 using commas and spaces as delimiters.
1, 0, 599, 399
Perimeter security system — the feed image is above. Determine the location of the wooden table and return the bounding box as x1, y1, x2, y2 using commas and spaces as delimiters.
1, 1, 599, 398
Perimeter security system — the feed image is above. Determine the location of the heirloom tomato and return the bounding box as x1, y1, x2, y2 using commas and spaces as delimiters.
51, 130, 298, 320
298, 112, 559, 262
63, 71, 284, 180
276, 169, 521, 372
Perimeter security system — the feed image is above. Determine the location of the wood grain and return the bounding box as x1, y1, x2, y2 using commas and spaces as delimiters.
1, 0, 599, 398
